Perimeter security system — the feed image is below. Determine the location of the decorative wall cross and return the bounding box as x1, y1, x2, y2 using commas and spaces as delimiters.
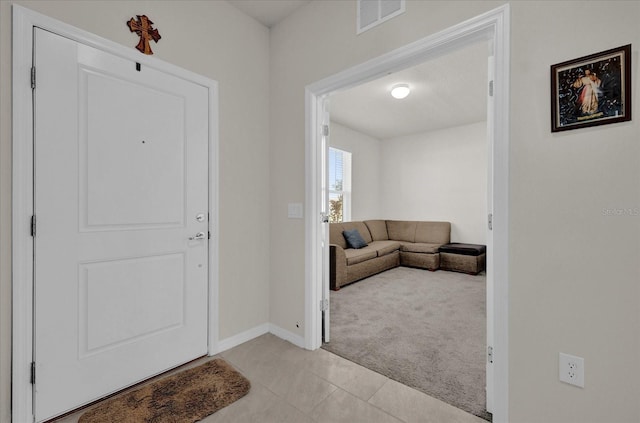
127, 15, 161, 55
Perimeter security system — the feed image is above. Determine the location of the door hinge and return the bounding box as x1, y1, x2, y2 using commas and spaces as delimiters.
488, 346, 494, 364
31, 66, 36, 89
320, 298, 329, 311
30, 215, 36, 237
322, 124, 329, 137
30, 362, 36, 384
488, 213, 493, 231
321, 212, 329, 223
208, 231, 211, 240
488, 80, 494, 97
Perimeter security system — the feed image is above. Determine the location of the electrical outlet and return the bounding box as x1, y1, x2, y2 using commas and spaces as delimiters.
559, 352, 584, 388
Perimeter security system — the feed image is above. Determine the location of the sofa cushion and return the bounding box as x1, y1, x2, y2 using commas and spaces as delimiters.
341, 221, 373, 243
386, 220, 417, 242
330, 223, 347, 249
400, 242, 442, 254
344, 247, 377, 265
415, 221, 451, 244
369, 240, 401, 257
343, 229, 368, 249
364, 220, 389, 241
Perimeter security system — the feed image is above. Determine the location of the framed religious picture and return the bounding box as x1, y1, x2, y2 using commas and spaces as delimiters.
551, 44, 631, 132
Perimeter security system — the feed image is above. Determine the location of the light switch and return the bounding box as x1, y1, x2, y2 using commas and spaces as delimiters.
288, 203, 303, 219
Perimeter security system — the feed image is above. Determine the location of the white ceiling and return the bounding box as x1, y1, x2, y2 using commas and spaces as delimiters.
228, 0, 311, 28
330, 41, 489, 140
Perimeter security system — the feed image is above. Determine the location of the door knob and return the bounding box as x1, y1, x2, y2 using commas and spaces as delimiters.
189, 232, 206, 240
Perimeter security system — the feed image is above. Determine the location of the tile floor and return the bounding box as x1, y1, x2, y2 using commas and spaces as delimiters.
55, 333, 486, 423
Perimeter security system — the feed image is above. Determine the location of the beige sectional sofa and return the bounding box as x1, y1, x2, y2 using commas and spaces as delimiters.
330, 220, 451, 290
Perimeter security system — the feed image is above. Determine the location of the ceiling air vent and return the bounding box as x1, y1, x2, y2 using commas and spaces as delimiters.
357, 0, 405, 34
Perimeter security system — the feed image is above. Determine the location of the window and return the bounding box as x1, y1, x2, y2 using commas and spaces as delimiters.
328, 147, 352, 223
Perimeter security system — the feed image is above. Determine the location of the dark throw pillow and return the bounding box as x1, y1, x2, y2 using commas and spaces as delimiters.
343, 229, 368, 249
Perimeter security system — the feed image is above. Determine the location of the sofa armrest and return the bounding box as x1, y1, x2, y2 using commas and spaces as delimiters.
330, 244, 347, 290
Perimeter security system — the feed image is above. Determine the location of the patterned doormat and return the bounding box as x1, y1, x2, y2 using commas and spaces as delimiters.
79, 359, 250, 423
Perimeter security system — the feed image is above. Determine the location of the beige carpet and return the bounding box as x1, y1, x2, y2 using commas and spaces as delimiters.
323, 267, 491, 421
79, 358, 250, 423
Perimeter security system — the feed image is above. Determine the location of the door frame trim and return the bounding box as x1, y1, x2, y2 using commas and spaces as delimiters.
304, 4, 510, 422
11, 6, 220, 422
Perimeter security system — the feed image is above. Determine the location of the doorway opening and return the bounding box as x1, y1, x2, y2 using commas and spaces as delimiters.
322, 39, 491, 420
305, 5, 510, 422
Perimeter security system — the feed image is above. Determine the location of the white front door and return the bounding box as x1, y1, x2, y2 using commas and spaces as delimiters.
33, 28, 209, 422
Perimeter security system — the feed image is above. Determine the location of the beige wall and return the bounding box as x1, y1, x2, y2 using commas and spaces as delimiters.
0, 1, 270, 421
270, 1, 639, 422
509, 2, 639, 421
380, 121, 488, 245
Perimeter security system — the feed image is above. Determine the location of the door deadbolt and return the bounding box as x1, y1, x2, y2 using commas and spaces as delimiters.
196, 213, 205, 222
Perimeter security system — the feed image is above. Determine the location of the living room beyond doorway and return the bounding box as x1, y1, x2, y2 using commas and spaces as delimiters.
322, 40, 491, 421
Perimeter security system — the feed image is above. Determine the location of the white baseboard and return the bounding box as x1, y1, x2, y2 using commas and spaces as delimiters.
216, 323, 269, 353
215, 322, 307, 354
269, 323, 306, 349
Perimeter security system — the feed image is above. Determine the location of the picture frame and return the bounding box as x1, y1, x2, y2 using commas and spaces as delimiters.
551, 44, 631, 132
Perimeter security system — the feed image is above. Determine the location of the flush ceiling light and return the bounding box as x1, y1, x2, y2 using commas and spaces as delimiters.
390, 83, 410, 99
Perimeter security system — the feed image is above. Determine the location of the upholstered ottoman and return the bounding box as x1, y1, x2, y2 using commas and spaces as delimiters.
439, 243, 486, 275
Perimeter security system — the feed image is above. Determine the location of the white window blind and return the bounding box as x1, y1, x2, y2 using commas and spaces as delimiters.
328, 147, 352, 223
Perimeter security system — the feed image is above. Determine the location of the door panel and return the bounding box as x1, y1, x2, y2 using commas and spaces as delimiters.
485, 53, 495, 414
320, 96, 330, 343
80, 254, 185, 356
33, 29, 209, 422
81, 67, 185, 228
